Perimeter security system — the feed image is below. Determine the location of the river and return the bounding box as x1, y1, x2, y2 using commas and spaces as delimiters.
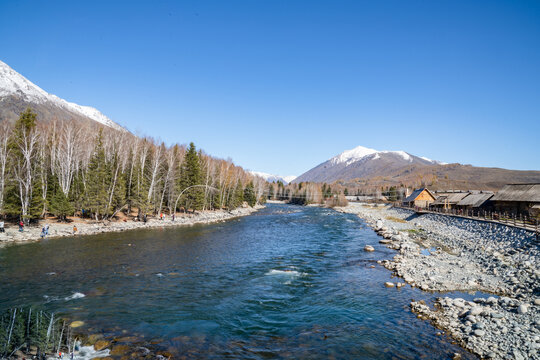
0, 204, 475, 359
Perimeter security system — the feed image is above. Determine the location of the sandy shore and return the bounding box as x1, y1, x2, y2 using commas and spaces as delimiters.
0, 205, 263, 248
337, 203, 539, 360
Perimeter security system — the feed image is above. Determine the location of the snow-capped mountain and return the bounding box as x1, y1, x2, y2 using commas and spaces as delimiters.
294, 145, 447, 183
0, 60, 125, 131
250, 171, 296, 185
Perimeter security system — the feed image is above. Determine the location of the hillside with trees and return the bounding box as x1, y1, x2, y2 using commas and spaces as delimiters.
0, 109, 266, 223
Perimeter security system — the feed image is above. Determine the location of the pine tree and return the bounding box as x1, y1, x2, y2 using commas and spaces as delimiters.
231, 182, 244, 208
178, 142, 204, 211
243, 181, 256, 207
48, 177, 74, 221
84, 131, 110, 219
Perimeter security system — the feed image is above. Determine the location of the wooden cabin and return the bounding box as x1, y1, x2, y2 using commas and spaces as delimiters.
402, 188, 436, 208
490, 183, 540, 216
431, 191, 470, 210
456, 192, 494, 210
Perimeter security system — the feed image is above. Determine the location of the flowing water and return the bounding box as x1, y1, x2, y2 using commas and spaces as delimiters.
0, 204, 475, 359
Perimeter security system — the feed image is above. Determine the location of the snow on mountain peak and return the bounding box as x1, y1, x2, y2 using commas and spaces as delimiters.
0, 60, 125, 131
331, 145, 378, 165
331, 145, 414, 165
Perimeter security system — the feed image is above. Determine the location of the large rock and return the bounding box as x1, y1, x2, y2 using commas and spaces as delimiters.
364, 245, 375, 252
94, 340, 110, 351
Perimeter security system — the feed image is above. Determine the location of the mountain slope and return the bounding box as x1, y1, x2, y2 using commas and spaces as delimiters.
0, 60, 125, 131
294, 146, 440, 183
294, 145, 540, 190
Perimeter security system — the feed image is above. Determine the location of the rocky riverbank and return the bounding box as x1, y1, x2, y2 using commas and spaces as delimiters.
0, 206, 263, 248
337, 203, 539, 360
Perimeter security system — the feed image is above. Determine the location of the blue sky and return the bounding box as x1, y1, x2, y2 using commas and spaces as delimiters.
1, 0, 539, 176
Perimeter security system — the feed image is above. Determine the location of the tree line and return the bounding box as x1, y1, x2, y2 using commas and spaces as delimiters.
1, 307, 71, 359
266, 181, 348, 207
0, 109, 266, 223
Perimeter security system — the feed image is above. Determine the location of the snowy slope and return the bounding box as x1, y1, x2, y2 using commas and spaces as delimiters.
331, 145, 419, 165
250, 171, 296, 184
294, 145, 447, 183
0, 60, 125, 131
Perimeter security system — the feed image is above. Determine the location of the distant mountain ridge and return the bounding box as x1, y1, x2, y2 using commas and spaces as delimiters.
294, 145, 540, 190
294, 145, 442, 183
0, 60, 125, 131
250, 171, 296, 185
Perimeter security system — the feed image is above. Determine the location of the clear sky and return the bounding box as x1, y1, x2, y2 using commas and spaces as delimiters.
1, 0, 539, 176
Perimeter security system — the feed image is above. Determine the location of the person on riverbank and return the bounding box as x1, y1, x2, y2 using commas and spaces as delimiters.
19, 220, 24, 232
40, 226, 47, 238
0, 221, 4, 233
160, 212, 164, 220
73, 225, 77, 235
172, 214, 175, 222
45, 224, 49, 235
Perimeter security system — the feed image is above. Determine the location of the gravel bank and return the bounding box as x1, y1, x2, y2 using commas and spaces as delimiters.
337, 203, 539, 360
0, 206, 263, 248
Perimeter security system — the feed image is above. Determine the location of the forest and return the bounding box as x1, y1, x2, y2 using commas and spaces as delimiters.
0, 109, 266, 223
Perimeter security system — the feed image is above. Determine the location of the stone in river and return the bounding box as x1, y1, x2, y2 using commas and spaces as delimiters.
384, 282, 395, 287
70, 320, 84, 328
94, 340, 110, 351
110, 344, 130, 356
473, 329, 485, 337
534, 298, 540, 306
364, 245, 375, 252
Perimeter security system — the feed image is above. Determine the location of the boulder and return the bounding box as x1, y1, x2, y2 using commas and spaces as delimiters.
94, 340, 110, 351
364, 245, 375, 252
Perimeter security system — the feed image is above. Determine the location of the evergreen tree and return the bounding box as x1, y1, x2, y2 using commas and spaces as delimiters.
231, 182, 244, 208
243, 181, 257, 207
48, 177, 74, 221
178, 142, 204, 211
84, 131, 110, 219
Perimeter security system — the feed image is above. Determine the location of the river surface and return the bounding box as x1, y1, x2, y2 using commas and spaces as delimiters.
0, 204, 475, 359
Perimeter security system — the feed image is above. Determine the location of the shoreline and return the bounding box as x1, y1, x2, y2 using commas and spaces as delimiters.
336, 203, 539, 360
0, 205, 264, 248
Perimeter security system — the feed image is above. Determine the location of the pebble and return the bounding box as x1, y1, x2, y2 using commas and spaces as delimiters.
364, 245, 375, 252
384, 282, 395, 287
517, 304, 528, 314
469, 307, 483, 316
473, 329, 485, 337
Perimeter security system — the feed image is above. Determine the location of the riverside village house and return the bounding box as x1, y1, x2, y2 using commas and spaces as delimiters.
490, 183, 540, 217
402, 188, 436, 208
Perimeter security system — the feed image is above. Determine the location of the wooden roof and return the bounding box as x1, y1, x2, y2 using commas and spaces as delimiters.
491, 183, 540, 202
403, 188, 435, 203
457, 193, 494, 207
432, 192, 469, 205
